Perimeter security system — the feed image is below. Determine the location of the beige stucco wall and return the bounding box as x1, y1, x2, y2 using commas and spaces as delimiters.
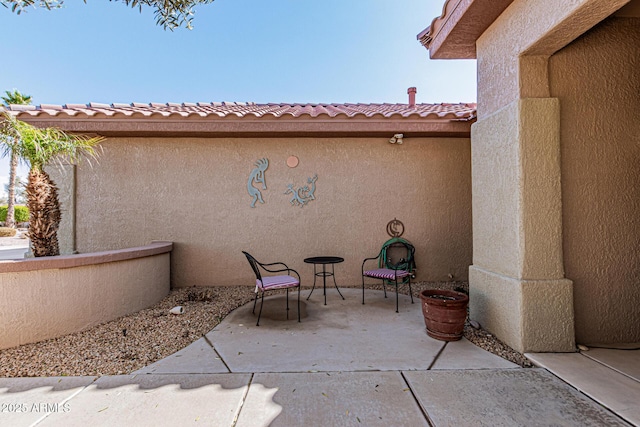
476, 0, 629, 118
72, 136, 472, 289
0, 243, 171, 350
549, 16, 640, 345
465, 0, 634, 352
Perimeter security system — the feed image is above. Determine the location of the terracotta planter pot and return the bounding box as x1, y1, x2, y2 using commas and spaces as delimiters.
419, 289, 469, 341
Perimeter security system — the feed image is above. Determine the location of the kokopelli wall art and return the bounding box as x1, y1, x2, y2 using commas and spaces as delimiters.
247, 158, 269, 208
246, 158, 318, 209
285, 174, 318, 208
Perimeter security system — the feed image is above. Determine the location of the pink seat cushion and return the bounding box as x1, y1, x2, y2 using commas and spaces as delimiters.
364, 268, 410, 281
257, 275, 300, 290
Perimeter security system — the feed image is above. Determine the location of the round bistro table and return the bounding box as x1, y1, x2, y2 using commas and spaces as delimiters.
304, 256, 346, 305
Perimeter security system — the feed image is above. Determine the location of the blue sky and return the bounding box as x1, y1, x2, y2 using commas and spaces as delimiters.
0, 0, 476, 190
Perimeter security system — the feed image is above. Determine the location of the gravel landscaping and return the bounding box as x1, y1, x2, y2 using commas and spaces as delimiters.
0, 281, 532, 377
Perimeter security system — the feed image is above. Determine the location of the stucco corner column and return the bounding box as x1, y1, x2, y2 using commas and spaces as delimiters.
469, 97, 575, 353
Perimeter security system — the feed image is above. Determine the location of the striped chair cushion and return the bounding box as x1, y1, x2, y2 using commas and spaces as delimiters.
364, 268, 410, 281
257, 275, 300, 291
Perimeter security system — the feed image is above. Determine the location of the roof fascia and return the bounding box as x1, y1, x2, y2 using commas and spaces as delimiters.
16, 117, 474, 138
418, 0, 514, 59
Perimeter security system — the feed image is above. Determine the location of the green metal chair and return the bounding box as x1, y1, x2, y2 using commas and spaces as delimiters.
361, 238, 416, 312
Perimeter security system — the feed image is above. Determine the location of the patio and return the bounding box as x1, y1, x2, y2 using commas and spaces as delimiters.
1, 0, 637, 424
0, 288, 633, 426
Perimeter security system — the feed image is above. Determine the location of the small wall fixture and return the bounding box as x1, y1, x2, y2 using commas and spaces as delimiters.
389, 134, 404, 144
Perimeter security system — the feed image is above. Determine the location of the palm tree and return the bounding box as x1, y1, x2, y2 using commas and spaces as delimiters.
1, 89, 32, 228
0, 112, 103, 256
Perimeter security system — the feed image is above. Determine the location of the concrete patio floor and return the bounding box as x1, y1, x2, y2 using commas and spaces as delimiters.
0, 288, 634, 426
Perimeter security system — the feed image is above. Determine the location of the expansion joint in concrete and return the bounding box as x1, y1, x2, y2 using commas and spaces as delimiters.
231, 373, 254, 427
204, 334, 231, 373
427, 342, 448, 370
400, 371, 436, 427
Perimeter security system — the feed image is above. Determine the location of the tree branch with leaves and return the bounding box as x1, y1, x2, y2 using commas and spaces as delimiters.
2, 0, 214, 30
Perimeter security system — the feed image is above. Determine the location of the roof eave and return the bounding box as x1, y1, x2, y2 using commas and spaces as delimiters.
418, 0, 515, 59
14, 116, 474, 138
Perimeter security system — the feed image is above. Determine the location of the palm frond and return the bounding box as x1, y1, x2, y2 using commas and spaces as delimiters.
0, 112, 104, 171
0, 112, 20, 159
1, 89, 32, 106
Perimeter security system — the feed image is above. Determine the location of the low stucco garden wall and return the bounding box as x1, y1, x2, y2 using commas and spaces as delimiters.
0, 241, 172, 350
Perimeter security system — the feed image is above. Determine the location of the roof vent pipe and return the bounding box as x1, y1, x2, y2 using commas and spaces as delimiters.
407, 87, 417, 107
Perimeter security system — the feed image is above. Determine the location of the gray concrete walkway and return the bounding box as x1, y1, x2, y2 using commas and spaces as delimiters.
527, 348, 640, 426
0, 289, 633, 426
0, 237, 29, 260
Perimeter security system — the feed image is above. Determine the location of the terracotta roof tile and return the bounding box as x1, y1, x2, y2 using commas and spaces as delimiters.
417, 0, 459, 49
7, 104, 35, 111
2, 102, 476, 138
39, 104, 63, 110
5, 102, 476, 121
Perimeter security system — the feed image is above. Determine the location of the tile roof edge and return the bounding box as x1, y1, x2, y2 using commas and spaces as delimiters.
7, 102, 476, 109
7, 102, 477, 123
417, 0, 461, 49
417, 0, 514, 58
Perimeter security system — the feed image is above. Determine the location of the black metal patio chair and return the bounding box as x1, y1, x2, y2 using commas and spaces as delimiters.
361, 239, 416, 312
242, 251, 301, 326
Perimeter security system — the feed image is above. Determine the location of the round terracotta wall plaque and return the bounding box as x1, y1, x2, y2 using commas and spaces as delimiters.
286, 155, 299, 168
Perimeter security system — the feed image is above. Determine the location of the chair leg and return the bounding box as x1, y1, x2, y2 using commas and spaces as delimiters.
383, 279, 387, 298
395, 278, 399, 313
252, 292, 258, 314
297, 286, 301, 322
408, 278, 414, 303
362, 275, 365, 305
256, 291, 265, 326
286, 288, 290, 320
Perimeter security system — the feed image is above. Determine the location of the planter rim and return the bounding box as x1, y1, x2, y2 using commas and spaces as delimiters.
419, 289, 469, 304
